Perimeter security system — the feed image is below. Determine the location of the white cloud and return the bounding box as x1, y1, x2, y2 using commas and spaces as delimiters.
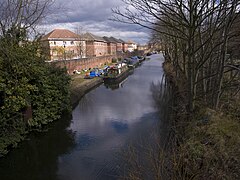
39, 0, 149, 44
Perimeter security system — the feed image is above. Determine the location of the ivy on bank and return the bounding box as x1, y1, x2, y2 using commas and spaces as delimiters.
0, 39, 71, 156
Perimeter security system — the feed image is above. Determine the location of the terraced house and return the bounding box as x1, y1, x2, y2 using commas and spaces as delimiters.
118, 39, 128, 52
41, 29, 135, 60
103, 36, 117, 55
41, 29, 86, 61
109, 37, 123, 53
83, 33, 108, 57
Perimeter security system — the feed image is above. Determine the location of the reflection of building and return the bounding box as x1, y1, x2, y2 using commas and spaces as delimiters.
83, 33, 108, 57
41, 29, 86, 60
127, 40, 137, 52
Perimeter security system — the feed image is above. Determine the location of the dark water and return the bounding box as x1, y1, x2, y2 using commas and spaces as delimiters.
0, 54, 166, 180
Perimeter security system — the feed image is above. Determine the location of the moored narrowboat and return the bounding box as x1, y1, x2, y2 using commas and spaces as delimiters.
103, 62, 130, 83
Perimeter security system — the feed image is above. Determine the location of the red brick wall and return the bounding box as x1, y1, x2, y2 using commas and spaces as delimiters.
49, 51, 144, 74
50, 55, 119, 74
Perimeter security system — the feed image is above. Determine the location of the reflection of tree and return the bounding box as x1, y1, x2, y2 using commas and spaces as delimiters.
104, 83, 121, 90
118, 80, 175, 180
150, 76, 173, 145
0, 113, 76, 180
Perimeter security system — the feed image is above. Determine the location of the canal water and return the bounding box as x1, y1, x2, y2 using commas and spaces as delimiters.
0, 54, 166, 180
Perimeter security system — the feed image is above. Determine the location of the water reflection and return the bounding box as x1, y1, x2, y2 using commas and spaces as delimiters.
57, 54, 166, 179
76, 133, 96, 150
104, 70, 134, 90
118, 79, 174, 179
111, 121, 128, 134
104, 78, 126, 90
0, 114, 75, 180
150, 77, 173, 147
0, 54, 166, 180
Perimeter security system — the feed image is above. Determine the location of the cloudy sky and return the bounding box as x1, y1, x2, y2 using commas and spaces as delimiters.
39, 0, 149, 44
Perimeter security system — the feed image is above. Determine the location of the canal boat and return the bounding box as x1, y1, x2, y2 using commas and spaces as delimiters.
103, 62, 131, 83
137, 56, 145, 62
127, 56, 140, 69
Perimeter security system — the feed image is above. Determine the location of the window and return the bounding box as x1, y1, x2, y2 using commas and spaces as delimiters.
71, 41, 74, 45
54, 41, 56, 45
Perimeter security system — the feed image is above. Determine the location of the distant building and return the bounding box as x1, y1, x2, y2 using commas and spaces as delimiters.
118, 39, 128, 52
106, 37, 123, 53
137, 44, 148, 51
41, 29, 86, 60
127, 40, 137, 52
83, 33, 107, 57
103, 36, 117, 55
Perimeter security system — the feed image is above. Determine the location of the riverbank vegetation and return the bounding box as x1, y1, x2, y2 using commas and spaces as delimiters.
113, 0, 240, 179
0, 0, 71, 156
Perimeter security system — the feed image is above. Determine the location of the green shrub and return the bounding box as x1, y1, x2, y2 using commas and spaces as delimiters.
0, 39, 71, 156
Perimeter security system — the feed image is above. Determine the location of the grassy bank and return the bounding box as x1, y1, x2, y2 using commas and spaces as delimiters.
163, 62, 240, 179
120, 61, 240, 179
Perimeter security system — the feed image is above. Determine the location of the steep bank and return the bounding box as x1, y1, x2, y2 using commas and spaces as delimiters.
70, 76, 103, 109
162, 61, 240, 179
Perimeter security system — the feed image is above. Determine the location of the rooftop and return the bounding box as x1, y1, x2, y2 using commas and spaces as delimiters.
118, 39, 126, 43
127, 40, 136, 44
102, 36, 114, 43
41, 29, 80, 40
109, 37, 122, 43
83, 32, 106, 42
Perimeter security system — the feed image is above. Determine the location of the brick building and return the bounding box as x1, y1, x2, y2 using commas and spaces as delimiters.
41, 29, 86, 61
118, 39, 128, 52
108, 37, 123, 53
103, 36, 117, 55
83, 33, 108, 57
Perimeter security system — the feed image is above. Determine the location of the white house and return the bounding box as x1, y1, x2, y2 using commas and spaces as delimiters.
127, 40, 138, 52
41, 29, 86, 60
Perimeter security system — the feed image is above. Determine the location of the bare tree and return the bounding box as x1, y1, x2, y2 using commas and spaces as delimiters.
112, 0, 240, 112
0, 0, 53, 41
75, 25, 86, 58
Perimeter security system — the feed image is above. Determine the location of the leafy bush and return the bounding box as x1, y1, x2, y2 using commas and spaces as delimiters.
0, 39, 71, 156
